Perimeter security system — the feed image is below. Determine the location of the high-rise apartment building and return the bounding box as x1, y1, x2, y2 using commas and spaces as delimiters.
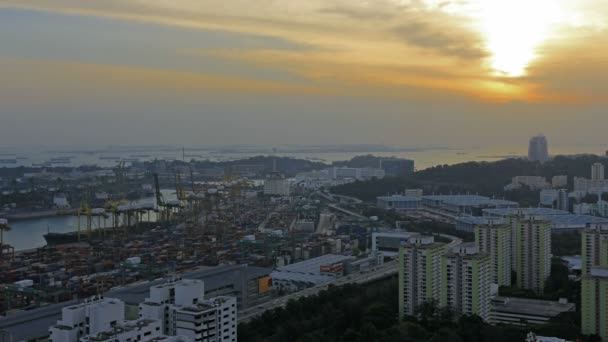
581, 223, 608, 340
513, 216, 552, 294
474, 220, 512, 286
592, 163, 605, 181
441, 243, 491, 321
557, 189, 569, 212
581, 223, 608, 275
398, 236, 446, 318
528, 135, 549, 163
582, 267, 608, 340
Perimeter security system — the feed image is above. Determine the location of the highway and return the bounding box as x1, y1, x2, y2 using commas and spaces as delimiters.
238, 231, 461, 323
238, 259, 399, 323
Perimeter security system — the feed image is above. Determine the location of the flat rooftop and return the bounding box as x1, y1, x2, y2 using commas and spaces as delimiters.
270, 271, 334, 284
547, 215, 608, 226
423, 195, 517, 207
483, 208, 570, 217
492, 296, 575, 317
377, 195, 421, 201
275, 254, 353, 276
0, 264, 270, 342
455, 216, 506, 225
106, 264, 271, 305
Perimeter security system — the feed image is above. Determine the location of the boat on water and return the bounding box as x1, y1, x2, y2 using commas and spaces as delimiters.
43, 232, 81, 245
0, 158, 17, 164
44, 222, 159, 246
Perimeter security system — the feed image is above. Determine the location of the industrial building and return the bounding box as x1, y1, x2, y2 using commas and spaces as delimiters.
490, 296, 575, 326
376, 195, 422, 211
271, 254, 354, 293
422, 195, 517, 217
371, 231, 417, 257
106, 264, 272, 310
455, 216, 506, 233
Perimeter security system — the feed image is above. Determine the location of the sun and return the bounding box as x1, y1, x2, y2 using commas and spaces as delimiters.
475, 0, 564, 77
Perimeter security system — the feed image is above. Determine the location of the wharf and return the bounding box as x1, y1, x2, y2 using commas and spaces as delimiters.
2, 210, 76, 221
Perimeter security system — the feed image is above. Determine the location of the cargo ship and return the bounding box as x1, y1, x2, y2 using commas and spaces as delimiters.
43, 232, 81, 245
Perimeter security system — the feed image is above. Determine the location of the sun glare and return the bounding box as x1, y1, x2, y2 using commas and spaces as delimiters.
475, 0, 564, 77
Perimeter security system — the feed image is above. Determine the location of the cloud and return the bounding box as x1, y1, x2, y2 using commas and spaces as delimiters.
0, 0, 607, 105
392, 20, 487, 59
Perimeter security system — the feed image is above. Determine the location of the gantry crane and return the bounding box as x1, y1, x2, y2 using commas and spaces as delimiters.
0, 219, 14, 260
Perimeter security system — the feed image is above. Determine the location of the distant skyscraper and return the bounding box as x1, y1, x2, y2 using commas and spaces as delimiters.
557, 189, 569, 212
380, 159, 415, 177
592, 163, 605, 181
528, 135, 549, 163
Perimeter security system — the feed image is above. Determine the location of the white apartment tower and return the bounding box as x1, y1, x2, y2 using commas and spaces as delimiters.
398, 236, 446, 318
140, 279, 237, 342
441, 244, 492, 321
528, 135, 549, 163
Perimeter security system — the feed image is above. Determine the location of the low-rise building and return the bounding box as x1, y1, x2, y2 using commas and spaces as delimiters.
489, 296, 575, 326
371, 231, 417, 257
422, 195, 517, 217
505, 176, 550, 191
271, 254, 354, 293
376, 195, 421, 211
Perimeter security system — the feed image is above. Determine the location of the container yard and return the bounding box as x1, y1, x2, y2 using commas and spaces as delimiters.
0, 166, 368, 315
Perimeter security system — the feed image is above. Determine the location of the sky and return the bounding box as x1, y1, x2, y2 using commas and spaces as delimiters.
0, 0, 607, 148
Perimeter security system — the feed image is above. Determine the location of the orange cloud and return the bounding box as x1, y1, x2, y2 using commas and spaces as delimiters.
1, 0, 607, 104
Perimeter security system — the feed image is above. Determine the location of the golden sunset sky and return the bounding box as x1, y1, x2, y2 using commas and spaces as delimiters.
0, 0, 607, 147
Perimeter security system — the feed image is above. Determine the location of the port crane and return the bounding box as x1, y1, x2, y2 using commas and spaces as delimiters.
154, 173, 181, 223
0, 219, 14, 260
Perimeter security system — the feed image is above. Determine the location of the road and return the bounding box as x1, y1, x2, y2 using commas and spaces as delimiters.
238, 259, 399, 323
238, 232, 461, 323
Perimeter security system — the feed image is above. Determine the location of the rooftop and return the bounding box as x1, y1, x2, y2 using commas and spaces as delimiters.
483, 208, 570, 217
423, 195, 517, 207
491, 296, 575, 317
547, 215, 608, 227
275, 254, 353, 276
106, 264, 271, 305
270, 271, 334, 284
377, 195, 421, 201
455, 216, 506, 225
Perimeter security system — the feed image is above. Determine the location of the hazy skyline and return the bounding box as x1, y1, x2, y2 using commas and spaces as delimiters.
1, 1, 607, 148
